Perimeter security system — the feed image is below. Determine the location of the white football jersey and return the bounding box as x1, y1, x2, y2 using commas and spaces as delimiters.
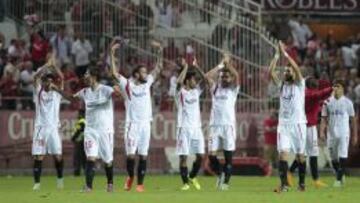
175, 86, 203, 128
209, 84, 239, 126
76, 84, 114, 132
117, 75, 154, 123
279, 79, 307, 125
34, 85, 62, 128
321, 96, 355, 137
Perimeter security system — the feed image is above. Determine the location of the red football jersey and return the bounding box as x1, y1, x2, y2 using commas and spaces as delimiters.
305, 87, 332, 126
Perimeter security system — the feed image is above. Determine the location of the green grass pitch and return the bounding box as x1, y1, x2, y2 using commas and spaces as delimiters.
1, 175, 360, 203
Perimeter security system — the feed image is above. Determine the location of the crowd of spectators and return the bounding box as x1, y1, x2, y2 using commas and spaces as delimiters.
267, 16, 360, 110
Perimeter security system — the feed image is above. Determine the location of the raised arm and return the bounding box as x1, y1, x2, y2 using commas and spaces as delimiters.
50, 83, 79, 102
193, 58, 209, 89
150, 41, 164, 80
279, 41, 303, 82
224, 55, 240, 86
110, 43, 122, 79
305, 87, 333, 102
52, 58, 64, 90
269, 47, 281, 85
176, 58, 188, 91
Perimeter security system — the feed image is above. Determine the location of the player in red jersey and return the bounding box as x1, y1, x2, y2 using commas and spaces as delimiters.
288, 77, 332, 188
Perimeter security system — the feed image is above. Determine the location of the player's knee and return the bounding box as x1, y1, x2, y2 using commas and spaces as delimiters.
139, 155, 147, 161
279, 152, 288, 161
127, 154, 136, 160
179, 155, 187, 166
195, 154, 203, 163
34, 155, 44, 161
209, 151, 217, 156
87, 156, 96, 162
54, 155, 62, 161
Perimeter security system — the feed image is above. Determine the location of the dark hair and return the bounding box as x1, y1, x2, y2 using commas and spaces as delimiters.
88, 66, 101, 81
219, 68, 231, 75
41, 73, 56, 81
184, 71, 196, 83
333, 79, 346, 88
306, 77, 318, 89
132, 65, 146, 77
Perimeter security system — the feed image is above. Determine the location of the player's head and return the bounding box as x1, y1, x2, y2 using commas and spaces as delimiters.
132, 65, 148, 84
84, 66, 101, 86
306, 77, 318, 89
219, 68, 233, 87
332, 79, 346, 98
283, 65, 295, 83
184, 71, 197, 89
41, 73, 55, 91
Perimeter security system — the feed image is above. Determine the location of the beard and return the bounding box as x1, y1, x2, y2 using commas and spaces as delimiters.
138, 78, 147, 84
285, 75, 294, 82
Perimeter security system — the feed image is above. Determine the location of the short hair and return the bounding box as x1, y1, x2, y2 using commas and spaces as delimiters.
333, 79, 346, 88
88, 66, 101, 81
41, 73, 56, 81
132, 65, 146, 77
305, 77, 318, 89
184, 71, 196, 83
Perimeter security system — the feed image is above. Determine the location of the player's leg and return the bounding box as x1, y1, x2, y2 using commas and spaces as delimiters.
32, 155, 44, 190
98, 130, 114, 192
208, 126, 222, 177
176, 128, 190, 190
307, 126, 327, 187
188, 128, 205, 190
296, 154, 306, 191
135, 122, 151, 192
48, 129, 64, 189
294, 124, 307, 191
275, 125, 290, 192
124, 123, 137, 191
335, 136, 350, 186
83, 130, 99, 191
328, 137, 340, 181
31, 127, 46, 190
53, 155, 64, 189
289, 160, 299, 174
220, 125, 236, 190
179, 155, 190, 190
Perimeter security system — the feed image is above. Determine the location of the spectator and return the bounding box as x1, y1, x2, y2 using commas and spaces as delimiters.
19, 61, 34, 110
3, 56, 20, 82
71, 32, 93, 78
163, 39, 179, 60
288, 16, 312, 60
0, 71, 18, 109
136, 0, 154, 29
341, 42, 356, 70
50, 25, 72, 66
30, 30, 50, 70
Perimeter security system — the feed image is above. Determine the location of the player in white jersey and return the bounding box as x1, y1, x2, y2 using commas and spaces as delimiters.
110, 40, 164, 192
320, 80, 358, 187
269, 42, 307, 192
174, 58, 209, 191
52, 66, 121, 192
205, 54, 239, 190
31, 56, 65, 191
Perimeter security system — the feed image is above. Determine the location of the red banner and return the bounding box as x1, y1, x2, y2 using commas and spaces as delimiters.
0, 111, 266, 150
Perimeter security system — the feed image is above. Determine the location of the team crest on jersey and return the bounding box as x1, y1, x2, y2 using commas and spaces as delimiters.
215, 95, 228, 100
185, 98, 197, 104
132, 91, 147, 97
